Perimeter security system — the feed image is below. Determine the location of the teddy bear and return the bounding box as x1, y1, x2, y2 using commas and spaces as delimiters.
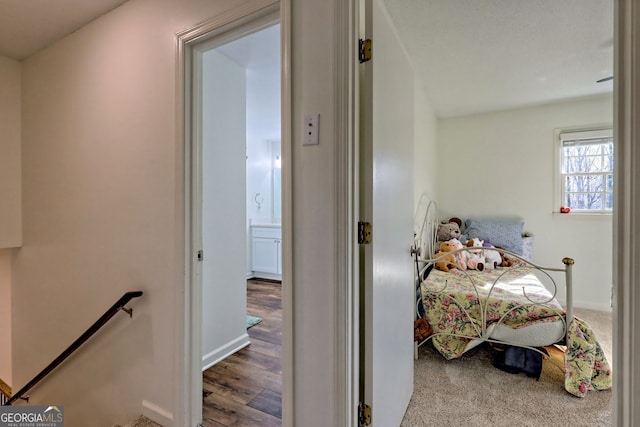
434, 240, 458, 272
500, 252, 517, 267
436, 219, 461, 244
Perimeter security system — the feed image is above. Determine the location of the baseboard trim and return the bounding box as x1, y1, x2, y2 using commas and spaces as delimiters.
250, 272, 282, 281
573, 301, 613, 312
142, 400, 174, 426
202, 333, 251, 371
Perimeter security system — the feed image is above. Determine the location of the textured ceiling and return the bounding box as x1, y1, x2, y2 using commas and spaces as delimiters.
0, 0, 129, 60
0, 0, 613, 118
382, 0, 614, 118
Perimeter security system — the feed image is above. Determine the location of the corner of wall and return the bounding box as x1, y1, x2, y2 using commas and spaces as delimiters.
0, 56, 22, 249
413, 78, 439, 211
0, 248, 13, 386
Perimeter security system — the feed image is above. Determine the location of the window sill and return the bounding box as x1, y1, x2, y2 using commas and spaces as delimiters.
553, 211, 613, 217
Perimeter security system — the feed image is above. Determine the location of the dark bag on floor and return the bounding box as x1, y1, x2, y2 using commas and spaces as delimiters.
493, 346, 546, 380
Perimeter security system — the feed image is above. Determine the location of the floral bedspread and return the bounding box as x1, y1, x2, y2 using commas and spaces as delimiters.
565, 317, 612, 397
421, 266, 564, 359
420, 266, 611, 396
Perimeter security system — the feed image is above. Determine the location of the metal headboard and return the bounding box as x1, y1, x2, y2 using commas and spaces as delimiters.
413, 193, 439, 261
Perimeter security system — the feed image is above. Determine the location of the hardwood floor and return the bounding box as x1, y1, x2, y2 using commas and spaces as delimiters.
202, 278, 282, 427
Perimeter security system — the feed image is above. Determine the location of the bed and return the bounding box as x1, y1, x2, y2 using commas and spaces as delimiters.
412, 194, 611, 397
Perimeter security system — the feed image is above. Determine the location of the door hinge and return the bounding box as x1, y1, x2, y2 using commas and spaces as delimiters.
358, 402, 372, 426
197, 250, 204, 262
359, 38, 372, 63
358, 221, 372, 245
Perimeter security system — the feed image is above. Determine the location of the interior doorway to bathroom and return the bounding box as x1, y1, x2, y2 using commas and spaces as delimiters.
184, 9, 283, 426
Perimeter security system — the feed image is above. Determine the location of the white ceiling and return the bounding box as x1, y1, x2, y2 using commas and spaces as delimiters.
0, 0, 613, 118
381, 0, 614, 117
215, 24, 280, 72
0, 0, 128, 60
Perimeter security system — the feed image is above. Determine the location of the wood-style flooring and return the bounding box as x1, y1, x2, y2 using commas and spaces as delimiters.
202, 278, 282, 427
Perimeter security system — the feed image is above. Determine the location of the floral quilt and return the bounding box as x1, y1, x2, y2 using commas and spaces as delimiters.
420, 266, 611, 396
421, 266, 564, 359
565, 317, 612, 397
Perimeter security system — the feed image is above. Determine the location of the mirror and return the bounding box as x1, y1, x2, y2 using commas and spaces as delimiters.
271, 140, 281, 222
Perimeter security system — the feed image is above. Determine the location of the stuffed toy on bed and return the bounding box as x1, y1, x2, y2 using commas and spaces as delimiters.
448, 238, 474, 270
434, 240, 458, 272
436, 220, 461, 244
464, 238, 488, 271
500, 252, 517, 267
481, 241, 503, 270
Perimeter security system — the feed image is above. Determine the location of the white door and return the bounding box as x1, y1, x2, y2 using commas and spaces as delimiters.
360, 0, 416, 425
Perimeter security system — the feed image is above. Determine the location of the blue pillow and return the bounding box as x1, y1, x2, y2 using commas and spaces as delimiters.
464, 219, 524, 255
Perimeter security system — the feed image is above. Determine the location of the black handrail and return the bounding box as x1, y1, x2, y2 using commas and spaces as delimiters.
4, 291, 143, 405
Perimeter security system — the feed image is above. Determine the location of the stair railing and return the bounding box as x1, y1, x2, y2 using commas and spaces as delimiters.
4, 291, 143, 405
0, 378, 11, 405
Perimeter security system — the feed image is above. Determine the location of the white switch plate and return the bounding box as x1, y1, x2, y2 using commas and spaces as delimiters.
303, 113, 319, 146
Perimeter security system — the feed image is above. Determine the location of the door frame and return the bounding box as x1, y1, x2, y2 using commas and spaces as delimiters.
176, 2, 291, 426
333, 0, 360, 425
613, 0, 640, 424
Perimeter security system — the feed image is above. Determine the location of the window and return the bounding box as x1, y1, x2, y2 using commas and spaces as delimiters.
559, 128, 613, 213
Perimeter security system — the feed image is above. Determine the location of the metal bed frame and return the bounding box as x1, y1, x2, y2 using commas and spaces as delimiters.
412, 194, 574, 367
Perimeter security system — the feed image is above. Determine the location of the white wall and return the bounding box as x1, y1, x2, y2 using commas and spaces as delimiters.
0, 56, 21, 248
246, 137, 274, 225
413, 81, 439, 209
438, 95, 613, 310
201, 50, 249, 369
13, 1, 268, 426
289, 0, 343, 423
242, 25, 281, 277
0, 249, 12, 386
246, 46, 281, 225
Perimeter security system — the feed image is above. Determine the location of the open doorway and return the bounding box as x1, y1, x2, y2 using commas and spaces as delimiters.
199, 23, 282, 426
182, 8, 283, 426
365, 0, 614, 424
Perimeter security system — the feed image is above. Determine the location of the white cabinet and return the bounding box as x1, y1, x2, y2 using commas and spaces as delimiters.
251, 225, 281, 279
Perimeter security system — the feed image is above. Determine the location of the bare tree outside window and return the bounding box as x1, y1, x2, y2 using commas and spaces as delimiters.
561, 134, 614, 212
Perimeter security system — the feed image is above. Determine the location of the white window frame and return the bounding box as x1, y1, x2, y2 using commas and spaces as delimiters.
554, 126, 613, 214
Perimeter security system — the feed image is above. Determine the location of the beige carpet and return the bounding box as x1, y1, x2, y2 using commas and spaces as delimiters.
113, 415, 163, 427
402, 308, 613, 427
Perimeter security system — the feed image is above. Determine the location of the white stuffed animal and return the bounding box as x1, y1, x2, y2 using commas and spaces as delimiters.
482, 241, 503, 270
464, 238, 487, 271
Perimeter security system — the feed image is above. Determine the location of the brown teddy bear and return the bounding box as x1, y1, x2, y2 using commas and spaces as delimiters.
434, 240, 458, 272
499, 251, 516, 267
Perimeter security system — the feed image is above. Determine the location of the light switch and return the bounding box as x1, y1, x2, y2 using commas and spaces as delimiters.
303, 113, 319, 146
